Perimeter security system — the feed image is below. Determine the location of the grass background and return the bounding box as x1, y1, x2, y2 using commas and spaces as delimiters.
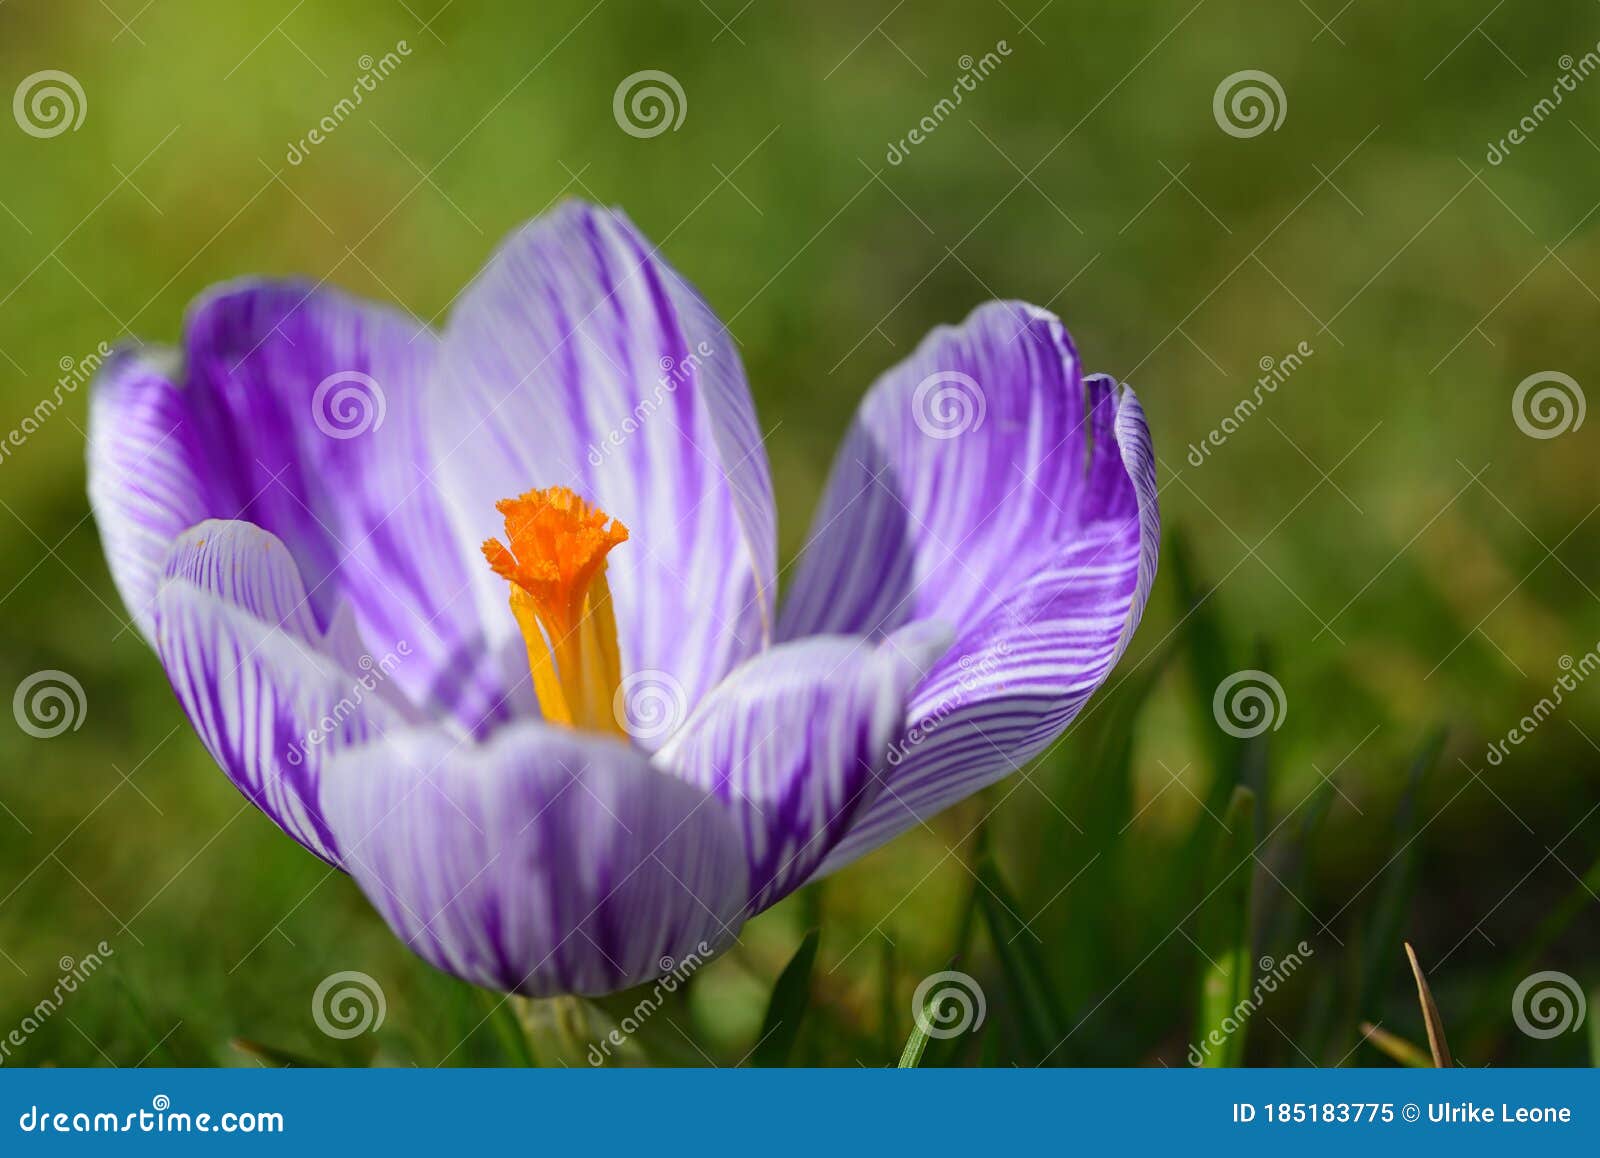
0, 0, 1597, 1066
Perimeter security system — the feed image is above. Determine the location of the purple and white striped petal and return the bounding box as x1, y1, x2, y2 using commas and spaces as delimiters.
87, 347, 209, 641
778, 303, 1159, 872
88, 283, 504, 731
655, 623, 950, 912
430, 202, 777, 741
153, 520, 413, 865
321, 721, 749, 996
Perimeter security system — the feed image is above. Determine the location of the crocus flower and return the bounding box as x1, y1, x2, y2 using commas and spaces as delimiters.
88, 201, 1157, 996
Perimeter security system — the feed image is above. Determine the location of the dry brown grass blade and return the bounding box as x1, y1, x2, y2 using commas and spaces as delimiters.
1359, 1021, 1432, 1068
1404, 941, 1453, 1067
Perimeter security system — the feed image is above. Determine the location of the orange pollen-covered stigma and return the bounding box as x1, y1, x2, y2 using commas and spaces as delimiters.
481, 486, 629, 734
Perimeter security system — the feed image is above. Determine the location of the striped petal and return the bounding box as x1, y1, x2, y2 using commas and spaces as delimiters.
153, 520, 412, 865
89, 283, 503, 731
87, 347, 209, 641
321, 721, 749, 996
430, 202, 776, 742
778, 303, 1159, 872
655, 623, 950, 912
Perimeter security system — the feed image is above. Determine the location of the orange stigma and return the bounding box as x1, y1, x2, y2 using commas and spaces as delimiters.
482, 486, 629, 733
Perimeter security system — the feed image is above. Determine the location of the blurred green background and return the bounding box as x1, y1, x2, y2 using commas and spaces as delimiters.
1, 0, 1598, 1066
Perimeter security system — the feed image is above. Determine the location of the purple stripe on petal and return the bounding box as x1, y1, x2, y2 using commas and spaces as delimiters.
430, 202, 776, 737
779, 304, 1160, 873
321, 722, 749, 996
153, 520, 407, 865
655, 623, 950, 911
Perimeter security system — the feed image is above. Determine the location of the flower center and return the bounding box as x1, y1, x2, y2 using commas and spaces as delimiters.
482, 486, 629, 734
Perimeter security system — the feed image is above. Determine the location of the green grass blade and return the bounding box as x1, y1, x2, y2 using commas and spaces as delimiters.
976, 855, 1066, 1061
1042, 633, 1176, 1007
1170, 529, 1237, 793
898, 991, 935, 1068
1194, 786, 1257, 1067
1354, 730, 1445, 1027
878, 937, 898, 1059
1463, 843, 1600, 1057
481, 990, 539, 1067
751, 928, 820, 1067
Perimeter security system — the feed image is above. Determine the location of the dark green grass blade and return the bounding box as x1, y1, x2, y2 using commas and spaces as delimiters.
481, 989, 539, 1067
751, 928, 820, 1067
1042, 633, 1176, 1009
1170, 529, 1238, 794
878, 937, 898, 1060
1194, 786, 1257, 1067
1267, 775, 1337, 951
1354, 730, 1445, 1028
1461, 841, 1600, 1056
976, 855, 1067, 1062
